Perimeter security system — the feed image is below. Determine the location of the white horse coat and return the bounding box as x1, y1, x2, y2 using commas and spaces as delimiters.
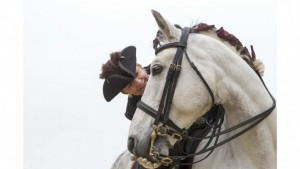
110, 150, 135, 169
126, 10, 276, 169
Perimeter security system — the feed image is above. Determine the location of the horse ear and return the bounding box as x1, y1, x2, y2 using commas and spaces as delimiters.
151, 10, 180, 41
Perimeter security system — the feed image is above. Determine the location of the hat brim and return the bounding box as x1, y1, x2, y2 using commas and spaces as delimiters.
103, 46, 137, 102
103, 74, 134, 102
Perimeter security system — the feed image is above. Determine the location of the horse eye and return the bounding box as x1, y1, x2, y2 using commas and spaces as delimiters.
152, 64, 163, 76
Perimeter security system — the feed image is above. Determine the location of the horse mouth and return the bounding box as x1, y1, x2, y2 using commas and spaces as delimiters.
136, 138, 172, 168
136, 156, 162, 169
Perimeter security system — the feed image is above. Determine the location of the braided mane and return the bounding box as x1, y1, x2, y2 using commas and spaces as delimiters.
153, 23, 257, 68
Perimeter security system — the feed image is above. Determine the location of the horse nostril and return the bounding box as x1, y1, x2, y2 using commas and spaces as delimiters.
127, 137, 135, 154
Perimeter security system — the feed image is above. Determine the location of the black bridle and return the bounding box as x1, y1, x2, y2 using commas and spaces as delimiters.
136, 27, 276, 168
139, 27, 215, 132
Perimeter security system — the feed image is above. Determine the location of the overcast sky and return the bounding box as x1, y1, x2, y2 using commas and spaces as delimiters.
1, 0, 300, 169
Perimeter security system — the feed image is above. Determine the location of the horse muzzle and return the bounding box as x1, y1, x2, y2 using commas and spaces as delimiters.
127, 125, 180, 168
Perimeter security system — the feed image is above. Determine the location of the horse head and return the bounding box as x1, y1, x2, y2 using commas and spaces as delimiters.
127, 10, 276, 169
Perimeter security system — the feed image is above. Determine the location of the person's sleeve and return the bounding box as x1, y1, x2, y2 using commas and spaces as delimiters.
124, 95, 142, 120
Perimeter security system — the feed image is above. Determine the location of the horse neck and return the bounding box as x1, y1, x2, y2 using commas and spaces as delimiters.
215, 58, 273, 119
199, 30, 241, 57
200, 54, 277, 168
192, 67, 277, 168
195, 31, 274, 118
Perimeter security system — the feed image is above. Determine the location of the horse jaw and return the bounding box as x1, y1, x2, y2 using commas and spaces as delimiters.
151, 10, 181, 41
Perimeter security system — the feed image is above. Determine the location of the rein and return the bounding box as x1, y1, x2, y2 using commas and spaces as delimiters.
136, 27, 276, 169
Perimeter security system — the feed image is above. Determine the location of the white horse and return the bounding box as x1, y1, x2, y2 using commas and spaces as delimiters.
127, 10, 276, 169
110, 150, 136, 169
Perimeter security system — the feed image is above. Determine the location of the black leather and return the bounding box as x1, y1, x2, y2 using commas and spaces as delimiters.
124, 65, 150, 120
125, 95, 142, 120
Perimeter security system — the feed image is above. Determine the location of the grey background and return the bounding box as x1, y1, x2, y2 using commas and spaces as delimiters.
24, 0, 276, 168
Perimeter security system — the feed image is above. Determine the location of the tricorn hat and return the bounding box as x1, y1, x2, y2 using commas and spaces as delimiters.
103, 46, 137, 102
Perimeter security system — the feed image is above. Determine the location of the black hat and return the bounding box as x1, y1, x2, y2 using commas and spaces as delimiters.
103, 46, 137, 102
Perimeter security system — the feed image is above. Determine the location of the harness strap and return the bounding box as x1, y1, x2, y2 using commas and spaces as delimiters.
155, 42, 187, 55
185, 50, 215, 106
167, 73, 276, 167
170, 105, 225, 167
162, 28, 190, 125
137, 101, 183, 132
153, 27, 191, 127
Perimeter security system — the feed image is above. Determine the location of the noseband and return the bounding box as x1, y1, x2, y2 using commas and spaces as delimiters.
136, 27, 276, 169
